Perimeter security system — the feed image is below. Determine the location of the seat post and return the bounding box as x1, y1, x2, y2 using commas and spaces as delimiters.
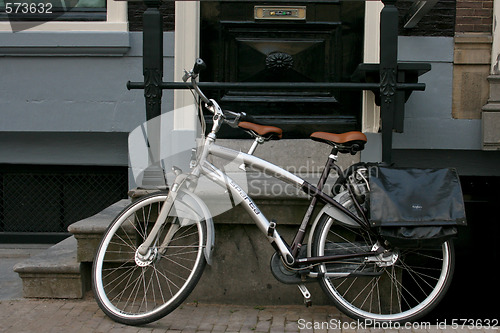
290, 147, 339, 257
239, 137, 263, 171
316, 147, 338, 190
247, 137, 264, 155
331, 146, 339, 157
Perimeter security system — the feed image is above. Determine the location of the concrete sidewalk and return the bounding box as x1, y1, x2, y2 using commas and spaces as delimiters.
1, 296, 495, 333
0, 243, 51, 301
0, 244, 497, 332
0, 298, 344, 333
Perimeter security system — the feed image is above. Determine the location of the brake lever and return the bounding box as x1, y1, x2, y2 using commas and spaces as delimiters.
205, 99, 224, 118
182, 70, 192, 83
224, 110, 242, 128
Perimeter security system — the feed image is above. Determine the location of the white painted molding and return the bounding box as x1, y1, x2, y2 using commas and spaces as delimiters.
173, 1, 199, 131
362, 1, 383, 133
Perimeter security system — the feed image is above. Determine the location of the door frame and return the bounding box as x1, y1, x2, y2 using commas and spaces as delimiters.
173, 1, 382, 134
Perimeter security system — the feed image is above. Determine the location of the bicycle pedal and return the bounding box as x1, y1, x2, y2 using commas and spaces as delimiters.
297, 284, 312, 307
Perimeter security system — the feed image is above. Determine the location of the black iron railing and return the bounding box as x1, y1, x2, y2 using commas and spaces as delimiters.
127, 81, 425, 92
131, 0, 427, 164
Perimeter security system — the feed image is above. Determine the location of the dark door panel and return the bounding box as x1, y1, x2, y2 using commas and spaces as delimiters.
200, 1, 364, 139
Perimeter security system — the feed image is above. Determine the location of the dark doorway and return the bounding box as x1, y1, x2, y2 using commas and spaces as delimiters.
200, 1, 365, 138
422, 176, 500, 322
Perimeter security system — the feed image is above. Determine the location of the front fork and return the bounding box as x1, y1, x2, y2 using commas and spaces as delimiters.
136, 174, 187, 257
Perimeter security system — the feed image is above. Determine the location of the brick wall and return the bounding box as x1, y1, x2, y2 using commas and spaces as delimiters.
397, 0, 456, 37
128, 1, 175, 32
456, 0, 494, 33
453, 1, 493, 120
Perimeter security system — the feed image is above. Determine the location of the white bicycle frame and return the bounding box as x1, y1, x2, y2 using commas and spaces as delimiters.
200, 140, 304, 265
137, 99, 374, 269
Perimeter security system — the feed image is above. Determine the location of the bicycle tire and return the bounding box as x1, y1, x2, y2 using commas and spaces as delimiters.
312, 212, 455, 323
92, 192, 207, 326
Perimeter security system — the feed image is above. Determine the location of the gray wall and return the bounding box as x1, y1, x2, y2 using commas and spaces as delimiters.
0, 33, 483, 169
394, 36, 481, 150
0, 31, 175, 166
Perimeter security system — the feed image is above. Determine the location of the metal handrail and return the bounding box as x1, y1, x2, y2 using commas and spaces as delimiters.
127, 81, 425, 91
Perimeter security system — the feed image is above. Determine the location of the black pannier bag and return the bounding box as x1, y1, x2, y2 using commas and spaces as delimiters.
368, 166, 467, 248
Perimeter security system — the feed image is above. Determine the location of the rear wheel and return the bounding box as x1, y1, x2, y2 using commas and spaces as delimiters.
92, 192, 206, 326
312, 213, 454, 323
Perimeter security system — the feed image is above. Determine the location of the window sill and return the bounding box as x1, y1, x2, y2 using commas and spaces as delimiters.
0, 30, 130, 56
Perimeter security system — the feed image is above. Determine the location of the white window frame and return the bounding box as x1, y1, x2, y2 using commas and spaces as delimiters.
0, 0, 127, 31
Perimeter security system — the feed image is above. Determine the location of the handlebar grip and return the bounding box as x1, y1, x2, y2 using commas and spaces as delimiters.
193, 58, 207, 75
239, 112, 259, 124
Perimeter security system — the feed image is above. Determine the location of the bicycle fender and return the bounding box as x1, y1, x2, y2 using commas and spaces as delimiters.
320, 205, 360, 228
177, 190, 215, 265
307, 195, 360, 257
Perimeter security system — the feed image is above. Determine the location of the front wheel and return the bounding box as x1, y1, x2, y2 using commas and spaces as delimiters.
312, 213, 455, 323
92, 192, 207, 326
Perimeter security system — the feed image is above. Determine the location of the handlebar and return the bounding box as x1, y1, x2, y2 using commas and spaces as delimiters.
184, 58, 265, 130
183, 58, 212, 107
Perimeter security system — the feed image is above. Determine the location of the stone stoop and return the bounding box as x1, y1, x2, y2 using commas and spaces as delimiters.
13, 236, 86, 299
13, 199, 131, 299
12, 181, 326, 302
12, 169, 342, 302
67, 199, 130, 263
12, 186, 320, 301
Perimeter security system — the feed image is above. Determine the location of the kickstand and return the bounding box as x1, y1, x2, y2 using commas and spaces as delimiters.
297, 284, 312, 307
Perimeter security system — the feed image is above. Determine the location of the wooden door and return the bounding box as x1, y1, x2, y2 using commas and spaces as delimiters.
200, 1, 364, 138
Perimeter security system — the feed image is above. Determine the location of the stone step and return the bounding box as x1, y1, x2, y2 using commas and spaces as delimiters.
67, 179, 317, 264
13, 200, 130, 299
13, 236, 87, 299
67, 199, 130, 263
64, 191, 328, 305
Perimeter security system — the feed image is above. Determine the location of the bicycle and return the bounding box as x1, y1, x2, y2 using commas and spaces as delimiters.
92, 59, 459, 326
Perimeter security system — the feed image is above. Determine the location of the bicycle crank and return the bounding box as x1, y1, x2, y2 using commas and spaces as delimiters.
298, 284, 312, 307
269, 252, 315, 284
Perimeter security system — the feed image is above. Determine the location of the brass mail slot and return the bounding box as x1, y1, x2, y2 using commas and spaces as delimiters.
254, 6, 306, 20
